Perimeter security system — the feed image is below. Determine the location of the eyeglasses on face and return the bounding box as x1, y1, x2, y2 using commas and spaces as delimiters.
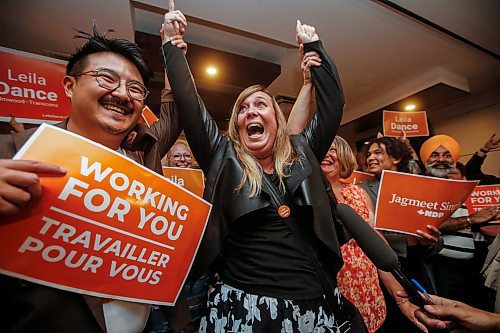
171, 153, 192, 160
72, 67, 149, 101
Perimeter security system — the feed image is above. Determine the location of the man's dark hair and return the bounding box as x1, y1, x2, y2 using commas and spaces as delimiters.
367, 137, 413, 173
66, 22, 150, 84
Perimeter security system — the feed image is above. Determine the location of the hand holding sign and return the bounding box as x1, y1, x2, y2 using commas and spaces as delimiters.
0, 124, 211, 304
414, 225, 440, 247
465, 185, 500, 235
397, 129, 419, 161
374, 171, 479, 236
473, 206, 500, 237
383, 111, 429, 137
0, 159, 66, 217
470, 205, 500, 225
8, 115, 25, 133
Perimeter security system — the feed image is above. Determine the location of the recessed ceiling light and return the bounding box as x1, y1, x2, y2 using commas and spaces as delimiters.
404, 104, 416, 111
206, 67, 217, 75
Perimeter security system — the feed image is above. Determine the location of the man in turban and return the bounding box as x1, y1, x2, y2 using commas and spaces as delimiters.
421, 134, 499, 310
420, 134, 461, 178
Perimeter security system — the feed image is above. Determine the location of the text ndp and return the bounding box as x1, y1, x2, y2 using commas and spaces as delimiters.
18, 155, 190, 286
388, 194, 461, 218
0, 69, 58, 102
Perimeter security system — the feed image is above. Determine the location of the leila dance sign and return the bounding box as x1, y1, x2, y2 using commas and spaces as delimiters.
0, 47, 70, 124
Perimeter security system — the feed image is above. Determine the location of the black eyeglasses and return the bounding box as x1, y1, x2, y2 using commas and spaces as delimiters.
72, 68, 149, 101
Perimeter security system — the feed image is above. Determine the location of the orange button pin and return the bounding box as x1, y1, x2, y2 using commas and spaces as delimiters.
278, 205, 291, 218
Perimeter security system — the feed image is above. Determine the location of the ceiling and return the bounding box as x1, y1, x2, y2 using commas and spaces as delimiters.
1, 0, 499, 140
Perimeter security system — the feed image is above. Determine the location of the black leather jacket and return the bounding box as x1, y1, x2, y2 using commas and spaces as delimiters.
162, 40, 345, 281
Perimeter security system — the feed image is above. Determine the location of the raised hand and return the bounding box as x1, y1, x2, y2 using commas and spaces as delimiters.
0, 159, 66, 217
296, 20, 319, 45
300, 48, 322, 84
398, 129, 419, 160
9, 115, 25, 133
160, 0, 187, 45
170, 34, 188, 54
483, 134, 500, 151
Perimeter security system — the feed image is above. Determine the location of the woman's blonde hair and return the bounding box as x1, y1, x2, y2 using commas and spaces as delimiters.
227, 85, 298, 196
166, 139, 191, 158
332, 136, 356, 179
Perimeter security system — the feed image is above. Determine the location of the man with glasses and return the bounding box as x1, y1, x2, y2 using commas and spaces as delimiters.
0, 24, 186, 332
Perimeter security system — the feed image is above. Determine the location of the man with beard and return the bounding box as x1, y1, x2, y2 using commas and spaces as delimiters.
0, 24, 186, 332
420, 134, 499, 309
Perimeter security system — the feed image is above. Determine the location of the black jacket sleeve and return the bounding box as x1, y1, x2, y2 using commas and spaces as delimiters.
301, 40, 344, 162
162, 42, 224, 174
465, 153, 499, 185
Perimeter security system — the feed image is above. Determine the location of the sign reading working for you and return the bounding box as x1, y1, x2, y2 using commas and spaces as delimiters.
0, 47, 70, 124
374, 170, 478, 236
0, 124, 212, 306
465, 185, 500, 214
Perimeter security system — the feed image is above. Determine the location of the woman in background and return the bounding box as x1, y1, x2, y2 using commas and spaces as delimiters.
321, 136, 386, 332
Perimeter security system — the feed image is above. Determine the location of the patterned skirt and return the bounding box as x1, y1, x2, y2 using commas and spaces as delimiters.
199, 282, 352, 333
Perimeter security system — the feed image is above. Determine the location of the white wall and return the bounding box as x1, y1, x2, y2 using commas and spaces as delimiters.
433, 99, 500, 177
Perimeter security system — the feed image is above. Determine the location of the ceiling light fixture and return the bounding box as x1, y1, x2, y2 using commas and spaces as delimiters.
206, 67, 217, 75
404, 104, 416, 111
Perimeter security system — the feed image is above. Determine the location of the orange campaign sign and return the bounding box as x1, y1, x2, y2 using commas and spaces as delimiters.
374, 170, 478, 236
465, 185, 500, 235
162, 167, 205, 198
465, 185, 500, 214
138, 105, 159, 127
382, 110, 429, 137
0, 124, 212, 305
0, 47, 70, 124
340, 170, 375, 185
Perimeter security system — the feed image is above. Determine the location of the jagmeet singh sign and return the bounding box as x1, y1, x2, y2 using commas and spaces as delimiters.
0, 124, 212, 305
374, 170, 478, 236
0, 47, 70, 124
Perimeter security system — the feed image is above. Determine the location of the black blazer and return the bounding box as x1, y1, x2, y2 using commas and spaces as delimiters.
162, 40, 346, 281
